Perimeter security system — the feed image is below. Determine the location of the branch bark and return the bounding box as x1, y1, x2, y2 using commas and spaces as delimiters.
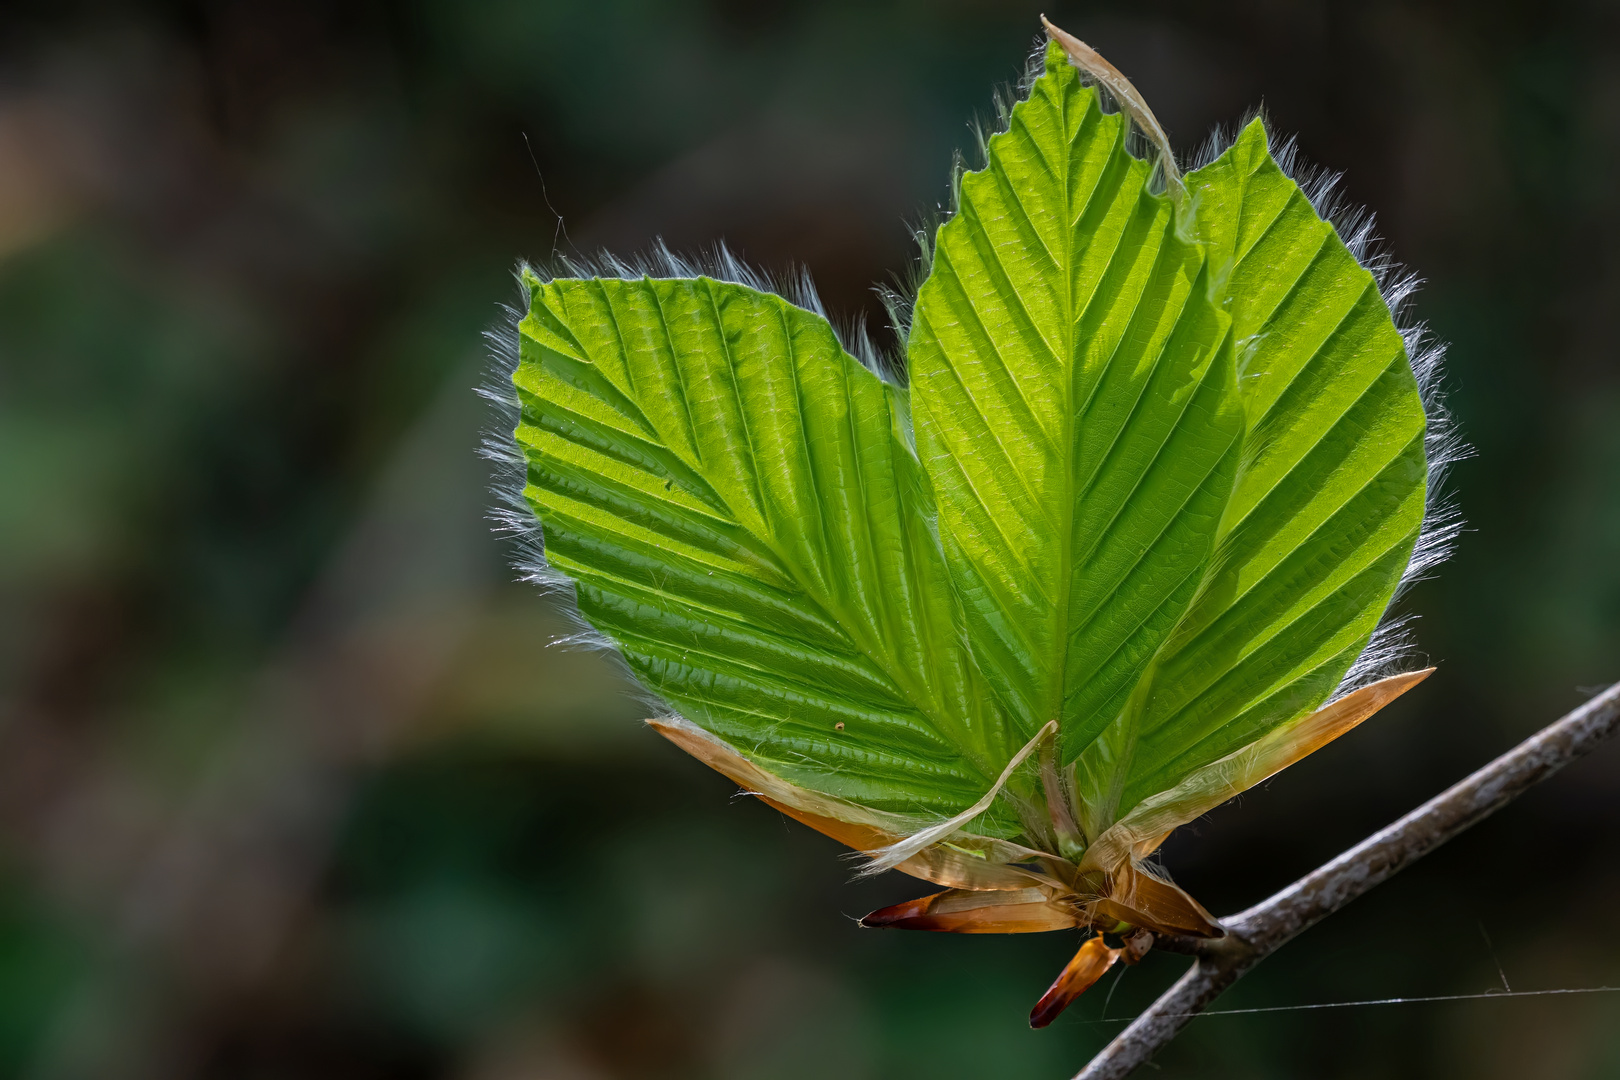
1073, 679, 1620, 1080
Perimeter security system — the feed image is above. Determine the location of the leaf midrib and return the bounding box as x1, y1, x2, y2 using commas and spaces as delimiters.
1044, 71, 1083, 735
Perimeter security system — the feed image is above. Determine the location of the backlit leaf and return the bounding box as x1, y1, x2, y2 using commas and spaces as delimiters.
907, 46, 1246, 770
1111, 121, 1429, 819
511, 273, 1012, 819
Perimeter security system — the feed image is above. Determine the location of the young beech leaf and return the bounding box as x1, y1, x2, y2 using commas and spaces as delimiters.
1117, 120, 1430, 811
907, 41, 1245, 771
512, 274, 1019, 823
496, 25, 1449, 1028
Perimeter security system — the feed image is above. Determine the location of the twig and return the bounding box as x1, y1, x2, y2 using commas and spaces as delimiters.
1073, 679, 1620, 1080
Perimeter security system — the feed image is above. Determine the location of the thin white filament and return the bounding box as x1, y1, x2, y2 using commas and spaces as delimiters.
859, 719, 1057, 876
1079, 985, 1620, 1026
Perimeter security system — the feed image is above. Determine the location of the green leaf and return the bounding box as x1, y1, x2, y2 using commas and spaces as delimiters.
907, 45, 1245, 767
1112, 120, 1429, 816
510, 272, 1012, 819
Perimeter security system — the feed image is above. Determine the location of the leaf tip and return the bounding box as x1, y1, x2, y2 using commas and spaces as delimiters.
1037, 16, 1180, 187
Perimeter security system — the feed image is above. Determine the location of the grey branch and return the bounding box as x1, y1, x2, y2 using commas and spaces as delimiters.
1074, 679, 1620, 1080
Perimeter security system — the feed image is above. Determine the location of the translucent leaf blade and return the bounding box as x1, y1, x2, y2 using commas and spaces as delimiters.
1122, 120, 1430, 809
513, 272, 1009, 815
907, 43, 1245, 764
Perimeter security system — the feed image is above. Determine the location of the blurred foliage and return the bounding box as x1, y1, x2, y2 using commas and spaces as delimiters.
0, 1, 1616, 1078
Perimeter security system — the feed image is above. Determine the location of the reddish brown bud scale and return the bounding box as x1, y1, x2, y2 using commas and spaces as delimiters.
1030, 936, 1124, 1028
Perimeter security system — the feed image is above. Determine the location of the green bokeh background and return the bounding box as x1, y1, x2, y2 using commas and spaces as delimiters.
0, 1, 1617, 1077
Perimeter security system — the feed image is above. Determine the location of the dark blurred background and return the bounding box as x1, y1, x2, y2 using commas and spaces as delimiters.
0, 1, 1617, 1077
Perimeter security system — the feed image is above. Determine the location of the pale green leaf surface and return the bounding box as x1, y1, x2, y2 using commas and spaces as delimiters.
907, 45, 1245, 765
513, 273, 1015, 819
1115, 120, 1428, 814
